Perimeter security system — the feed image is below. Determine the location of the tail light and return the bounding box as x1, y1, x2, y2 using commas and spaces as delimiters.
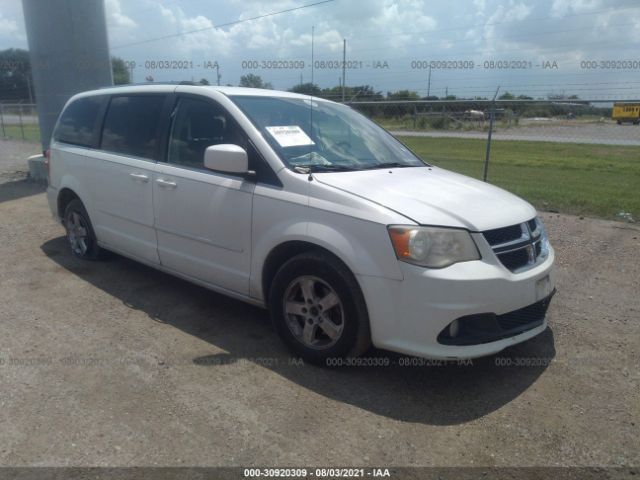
44, 149, 50, 183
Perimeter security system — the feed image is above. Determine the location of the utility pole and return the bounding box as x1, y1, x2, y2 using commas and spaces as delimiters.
215, 63, 221, 86
426, 65, 431, 98
445, 86, 448, 98
342, 38, 346, 102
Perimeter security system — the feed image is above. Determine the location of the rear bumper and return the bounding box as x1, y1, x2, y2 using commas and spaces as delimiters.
357, 246, 555, 359
46, 186, 59, 221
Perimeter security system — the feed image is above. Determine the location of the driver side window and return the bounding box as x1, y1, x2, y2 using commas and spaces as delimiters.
168, 97, 242, 170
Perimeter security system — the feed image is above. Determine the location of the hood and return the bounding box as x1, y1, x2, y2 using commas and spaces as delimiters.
313, 166, 537, 231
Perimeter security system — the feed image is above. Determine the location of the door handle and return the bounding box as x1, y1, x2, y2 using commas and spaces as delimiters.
156, 178, 177, 189
129, 173, 149, 183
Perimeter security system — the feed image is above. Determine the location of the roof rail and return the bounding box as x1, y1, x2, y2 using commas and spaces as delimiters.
96, 81, 203, 89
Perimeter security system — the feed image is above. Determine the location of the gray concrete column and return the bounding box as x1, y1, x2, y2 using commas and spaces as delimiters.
22, 0, 113, 151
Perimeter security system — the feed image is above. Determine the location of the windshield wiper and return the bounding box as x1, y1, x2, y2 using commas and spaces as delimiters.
295, 164, 358, 173
361, 162, 417, 170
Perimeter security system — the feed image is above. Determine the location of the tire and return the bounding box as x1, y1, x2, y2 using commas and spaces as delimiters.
63, 198, 103, 260
269, 251, 371, 365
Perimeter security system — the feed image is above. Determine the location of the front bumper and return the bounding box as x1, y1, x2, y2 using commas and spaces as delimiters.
357, 244, 555, 359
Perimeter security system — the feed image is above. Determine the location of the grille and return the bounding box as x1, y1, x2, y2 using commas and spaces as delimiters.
483, 218, 547, 273
483, 224, 523, 245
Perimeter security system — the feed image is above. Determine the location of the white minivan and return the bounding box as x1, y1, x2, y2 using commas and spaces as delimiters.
46, 84, 555, 364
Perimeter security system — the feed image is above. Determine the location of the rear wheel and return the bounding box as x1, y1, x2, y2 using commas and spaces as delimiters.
269, 251, 371, 365
63, 199, 103, 260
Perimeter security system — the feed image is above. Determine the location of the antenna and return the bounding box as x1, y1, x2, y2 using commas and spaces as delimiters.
342, 38, 346, 102
311, 26, 315, 85
309, 26, 315, 171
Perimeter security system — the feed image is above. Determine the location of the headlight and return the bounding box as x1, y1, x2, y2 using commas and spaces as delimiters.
388, 225, 480, 268
536, 218, 551, 260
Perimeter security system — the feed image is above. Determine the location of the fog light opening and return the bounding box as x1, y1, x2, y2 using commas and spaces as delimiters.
449, 319, 460, 338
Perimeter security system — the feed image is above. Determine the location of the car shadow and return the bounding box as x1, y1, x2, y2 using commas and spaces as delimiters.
41, 236, 556, 426
0, 178, 46, 204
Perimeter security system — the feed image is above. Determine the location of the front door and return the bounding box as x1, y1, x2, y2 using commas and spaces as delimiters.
153, 96, 255, 295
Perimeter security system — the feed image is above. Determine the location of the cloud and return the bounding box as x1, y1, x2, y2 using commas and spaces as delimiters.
105, 0, 137, 28
1, 0, 640, 96
0, 14, 18, 36
550, 0, 601, 18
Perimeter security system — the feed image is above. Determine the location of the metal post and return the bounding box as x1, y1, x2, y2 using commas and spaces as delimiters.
483, 86, 500, 182
26, 72, 34, 104
18, 104, 25, 140
0, 104, 5, 137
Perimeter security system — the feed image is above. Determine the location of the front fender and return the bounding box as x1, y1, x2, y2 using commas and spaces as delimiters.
250, 216, 404, 302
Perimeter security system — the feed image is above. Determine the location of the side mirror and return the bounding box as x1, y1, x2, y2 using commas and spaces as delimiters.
204, 144, 249, 175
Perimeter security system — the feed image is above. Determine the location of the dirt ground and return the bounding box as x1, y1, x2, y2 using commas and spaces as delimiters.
0, 139, 638, 468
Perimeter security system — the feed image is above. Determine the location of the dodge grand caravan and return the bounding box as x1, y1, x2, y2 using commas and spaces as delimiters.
47, 84, 555, 364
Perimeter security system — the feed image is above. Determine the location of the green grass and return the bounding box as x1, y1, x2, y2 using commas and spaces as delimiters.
398, 136, 640, 221
1, 124, 41, 142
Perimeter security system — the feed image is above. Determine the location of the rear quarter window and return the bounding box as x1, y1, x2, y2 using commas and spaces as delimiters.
100, 95, 166, 160
53, 96, 105, 147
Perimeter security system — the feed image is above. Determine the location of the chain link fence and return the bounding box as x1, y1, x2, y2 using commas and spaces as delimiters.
0, 103, 39, 142
347, 99, 640, 146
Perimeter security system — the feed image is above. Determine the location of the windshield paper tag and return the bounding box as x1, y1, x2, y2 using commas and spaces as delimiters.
265, 126, 315, 147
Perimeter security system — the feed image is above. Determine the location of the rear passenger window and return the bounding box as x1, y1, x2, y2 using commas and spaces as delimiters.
54, 96, 104, 147
101, 95, 165, 160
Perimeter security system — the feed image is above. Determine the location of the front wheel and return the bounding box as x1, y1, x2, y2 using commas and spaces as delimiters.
269, 251, 371, 365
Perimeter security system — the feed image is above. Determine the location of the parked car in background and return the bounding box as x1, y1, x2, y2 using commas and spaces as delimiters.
46, 84, 555, 364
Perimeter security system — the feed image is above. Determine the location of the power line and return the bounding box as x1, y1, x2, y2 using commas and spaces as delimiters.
111, 0, 335, 49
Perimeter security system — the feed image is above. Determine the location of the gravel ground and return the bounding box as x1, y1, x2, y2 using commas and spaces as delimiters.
0, 138, 40, 183
0, 139, 638, 469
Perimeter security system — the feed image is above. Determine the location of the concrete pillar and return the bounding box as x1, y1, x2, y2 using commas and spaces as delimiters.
22, 0, 112, 151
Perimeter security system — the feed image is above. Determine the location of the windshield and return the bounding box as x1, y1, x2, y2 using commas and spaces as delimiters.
230, 95, 426, 172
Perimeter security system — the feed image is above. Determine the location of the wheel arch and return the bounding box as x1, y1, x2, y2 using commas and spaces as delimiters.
261, 240, 355, 307
57, 187, 81, 219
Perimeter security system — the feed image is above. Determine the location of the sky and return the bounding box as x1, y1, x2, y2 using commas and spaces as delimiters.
1, 0, 640, 99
